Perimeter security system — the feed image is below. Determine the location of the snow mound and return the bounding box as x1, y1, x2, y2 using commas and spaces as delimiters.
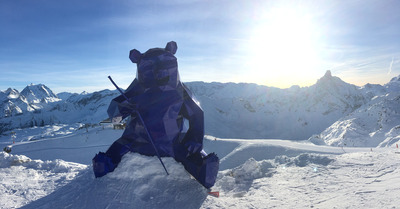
0, 152, 86, 172
275, 153, 334, 167
0, 152, 87, 208
21, 153, 208, 209
215, 158, 275, 196
215, 154, 334, 198
0, 151, 31, 168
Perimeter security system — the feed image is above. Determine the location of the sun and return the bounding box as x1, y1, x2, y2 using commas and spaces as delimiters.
247, 7, 321, 88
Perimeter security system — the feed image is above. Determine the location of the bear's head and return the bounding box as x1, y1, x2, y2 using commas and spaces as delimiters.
129, 41, 179, 89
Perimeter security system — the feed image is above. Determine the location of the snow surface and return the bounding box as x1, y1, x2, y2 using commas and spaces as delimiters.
0, 152, 86, 208
1, 125, 400, 208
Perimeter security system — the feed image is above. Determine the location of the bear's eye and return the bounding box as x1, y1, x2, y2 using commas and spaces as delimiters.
139, 59, 155, 69
159, 54, 176, 61
162, 60, 176, 68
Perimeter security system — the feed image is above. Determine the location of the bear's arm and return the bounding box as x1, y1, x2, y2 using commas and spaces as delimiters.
107, 79, 142, 122
181, 89, 204, 154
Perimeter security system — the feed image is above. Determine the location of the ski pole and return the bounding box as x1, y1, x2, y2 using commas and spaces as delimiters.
108, 76, 129, 101
108, 76, 169, 175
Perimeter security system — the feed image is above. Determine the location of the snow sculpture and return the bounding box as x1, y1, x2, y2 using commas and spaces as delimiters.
92, 41, 219, 189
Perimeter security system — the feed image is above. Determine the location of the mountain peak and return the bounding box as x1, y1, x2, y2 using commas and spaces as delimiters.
324, 70, 332, 78
0, 88, 20, 101
385, 74, 400, 92
20, 84, 59, 103
315, 70, 341, 86
389, 74, 400, 83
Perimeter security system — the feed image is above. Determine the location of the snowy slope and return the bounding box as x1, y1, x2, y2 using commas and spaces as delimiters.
8, 149, 400, 209
309, 76, 400, 147
1, 125, 400, 208
8, 125, 120, 164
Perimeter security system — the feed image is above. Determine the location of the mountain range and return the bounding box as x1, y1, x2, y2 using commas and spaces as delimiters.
1, 71, 399, 147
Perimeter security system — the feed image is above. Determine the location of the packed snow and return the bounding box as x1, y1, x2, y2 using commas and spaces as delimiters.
0, 152, 86, 208
1, 125, 400, 208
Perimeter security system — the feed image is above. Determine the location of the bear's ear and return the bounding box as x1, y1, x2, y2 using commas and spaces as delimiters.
165, 41, 177, 55
129, 49, 142, 63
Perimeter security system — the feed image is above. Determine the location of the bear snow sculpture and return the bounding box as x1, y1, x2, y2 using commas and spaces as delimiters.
92, 41, 219, 189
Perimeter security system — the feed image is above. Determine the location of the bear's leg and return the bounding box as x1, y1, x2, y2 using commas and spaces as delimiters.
92, 137, 131, 178
105, 139, 131, 165
179, 151, 219, 189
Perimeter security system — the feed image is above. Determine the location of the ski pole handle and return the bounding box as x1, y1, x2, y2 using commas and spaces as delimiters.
108, 76, 130, 101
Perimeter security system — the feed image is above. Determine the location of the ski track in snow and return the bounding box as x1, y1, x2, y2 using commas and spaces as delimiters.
1, 126, 400, 208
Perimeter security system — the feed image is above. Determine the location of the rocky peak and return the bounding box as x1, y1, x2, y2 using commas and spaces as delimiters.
20, 84, 59, 103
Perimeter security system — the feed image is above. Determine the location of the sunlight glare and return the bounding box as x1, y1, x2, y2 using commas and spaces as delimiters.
248, 7, 321, 88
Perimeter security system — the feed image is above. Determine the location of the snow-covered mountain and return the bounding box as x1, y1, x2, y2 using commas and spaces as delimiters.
51, 89, 119, 124
1, 72, 399, 146
0, 88, 25, 117
20, 83, 60, 104
309, 75, 400, 147
190, 70, 370, 140
0, 84, 60, 120
0, 86, 119, 134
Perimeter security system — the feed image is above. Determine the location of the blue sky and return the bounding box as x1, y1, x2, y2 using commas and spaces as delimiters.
1, 0, 400, 93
